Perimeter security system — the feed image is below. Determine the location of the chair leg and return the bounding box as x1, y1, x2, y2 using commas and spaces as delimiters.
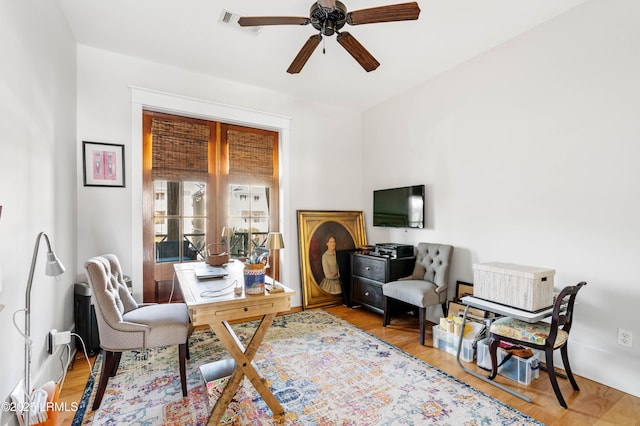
186, 322, 194, 360
419, 307, 426, 346
545, 347, 567, 408
109, 352, 122, 377
93, 350, 118, 410
560, 345, 580, 391
179, 343, 188, 397
488, 336, 500, 380
382, 297, 391, 327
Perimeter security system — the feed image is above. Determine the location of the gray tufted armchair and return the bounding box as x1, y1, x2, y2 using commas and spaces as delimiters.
382, 242, 453, 345
84, 254, 191, 409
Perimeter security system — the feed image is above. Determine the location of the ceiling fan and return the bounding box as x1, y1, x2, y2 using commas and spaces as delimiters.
238, 0, 421, 74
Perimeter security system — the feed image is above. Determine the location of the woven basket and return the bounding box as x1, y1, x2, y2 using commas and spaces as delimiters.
206, 243, 228, 266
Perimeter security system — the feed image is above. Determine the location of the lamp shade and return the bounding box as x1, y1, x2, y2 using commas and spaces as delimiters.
45, 252, 66, 276
265, 232, 285, 250
221, 226, 235, 238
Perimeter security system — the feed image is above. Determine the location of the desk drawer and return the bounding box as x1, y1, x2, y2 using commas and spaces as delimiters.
352, 255, 386, 282
215, 302, 276, 318
351, 277, 383, 312
191, 297, 290, 325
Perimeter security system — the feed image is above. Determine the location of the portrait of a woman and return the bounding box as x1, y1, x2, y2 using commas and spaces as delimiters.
297, 210, 366, 309
319, 234, 341, 294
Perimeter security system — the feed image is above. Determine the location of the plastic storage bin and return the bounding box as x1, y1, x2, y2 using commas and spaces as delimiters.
432, 322, 484, 362
476, 338, 540, 385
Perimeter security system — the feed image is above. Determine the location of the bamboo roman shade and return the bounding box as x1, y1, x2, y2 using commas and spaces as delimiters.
227, 128, 276, 185
151, 117, 209, 181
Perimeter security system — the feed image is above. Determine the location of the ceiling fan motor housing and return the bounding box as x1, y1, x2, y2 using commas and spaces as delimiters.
310, 0, 347, 36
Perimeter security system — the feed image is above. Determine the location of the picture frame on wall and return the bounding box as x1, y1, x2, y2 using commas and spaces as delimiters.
456, 280, 474, 300
82, 141, 125, 187
297, 210, 367, 310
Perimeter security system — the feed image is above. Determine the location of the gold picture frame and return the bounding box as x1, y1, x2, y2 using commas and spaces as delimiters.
297, 210, 367, 309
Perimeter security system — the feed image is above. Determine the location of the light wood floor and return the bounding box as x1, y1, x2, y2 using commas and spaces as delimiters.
57, 305, 639, 425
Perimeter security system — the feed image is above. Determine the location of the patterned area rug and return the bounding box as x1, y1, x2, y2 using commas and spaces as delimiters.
73, 309, 543, 425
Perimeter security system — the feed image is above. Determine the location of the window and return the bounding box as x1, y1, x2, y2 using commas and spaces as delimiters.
154, 180, 207, 263
224, 124, 279, 261
227, 184, 270, 259
142, 112, 279, 301
146, 113, 210, 267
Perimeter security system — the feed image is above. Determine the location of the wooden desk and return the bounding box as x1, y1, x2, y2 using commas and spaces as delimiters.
174, 260, 295, 425
457, 296, 555, 403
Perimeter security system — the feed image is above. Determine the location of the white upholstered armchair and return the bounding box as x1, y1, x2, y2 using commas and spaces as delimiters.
84, 254, 190, 410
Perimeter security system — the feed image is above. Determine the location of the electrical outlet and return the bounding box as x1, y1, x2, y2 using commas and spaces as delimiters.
617, 328, 633, 348
48, 329, 57, 354
48, 329, 72, 354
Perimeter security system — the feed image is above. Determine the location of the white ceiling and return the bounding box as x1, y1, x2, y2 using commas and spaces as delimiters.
58, 0, 589, 111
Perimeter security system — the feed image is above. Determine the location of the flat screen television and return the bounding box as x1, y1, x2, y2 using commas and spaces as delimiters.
373, 185, 425, 228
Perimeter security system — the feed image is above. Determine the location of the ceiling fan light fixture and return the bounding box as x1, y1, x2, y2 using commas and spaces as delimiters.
323, 20, 336, 36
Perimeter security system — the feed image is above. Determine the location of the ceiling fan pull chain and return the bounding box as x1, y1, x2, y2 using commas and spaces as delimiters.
322, 24, 326, 54
323, 32, 326, 54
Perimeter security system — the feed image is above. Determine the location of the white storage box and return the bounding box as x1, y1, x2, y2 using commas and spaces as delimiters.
473, 262, 555, 311
432, 322, 484, 363
476, 338, 540, 386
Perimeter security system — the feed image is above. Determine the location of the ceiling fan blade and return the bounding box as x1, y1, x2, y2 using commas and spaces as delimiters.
347, 2, 420, 25
238, 16, 310, 27
287, 34, 323, 74
336, 32, 380, 72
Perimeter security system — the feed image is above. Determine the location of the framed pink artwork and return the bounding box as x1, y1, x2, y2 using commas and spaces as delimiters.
82, 141, 125, 187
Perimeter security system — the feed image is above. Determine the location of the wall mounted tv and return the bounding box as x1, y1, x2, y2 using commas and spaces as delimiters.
373, 185, 425, 228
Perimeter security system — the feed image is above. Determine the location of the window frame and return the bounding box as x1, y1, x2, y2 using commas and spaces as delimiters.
142, 111, 280, 302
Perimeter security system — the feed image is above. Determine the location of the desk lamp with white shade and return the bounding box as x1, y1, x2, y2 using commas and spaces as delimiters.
221, 226, 234, 256
264, 232, 284, 292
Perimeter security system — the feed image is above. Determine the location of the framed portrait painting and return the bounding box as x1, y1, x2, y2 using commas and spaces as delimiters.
82, 141, 125, 187
297, 210, 367, 309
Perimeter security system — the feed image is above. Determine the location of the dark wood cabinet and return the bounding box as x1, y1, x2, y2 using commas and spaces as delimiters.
350, 254, 415, 314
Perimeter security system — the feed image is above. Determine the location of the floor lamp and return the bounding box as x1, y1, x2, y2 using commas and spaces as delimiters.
22, 232, 65, 426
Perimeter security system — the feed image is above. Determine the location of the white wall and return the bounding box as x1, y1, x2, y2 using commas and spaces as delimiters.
0, 1, 77, 423
75, 46, 363, 308
363, 0, 640, 397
